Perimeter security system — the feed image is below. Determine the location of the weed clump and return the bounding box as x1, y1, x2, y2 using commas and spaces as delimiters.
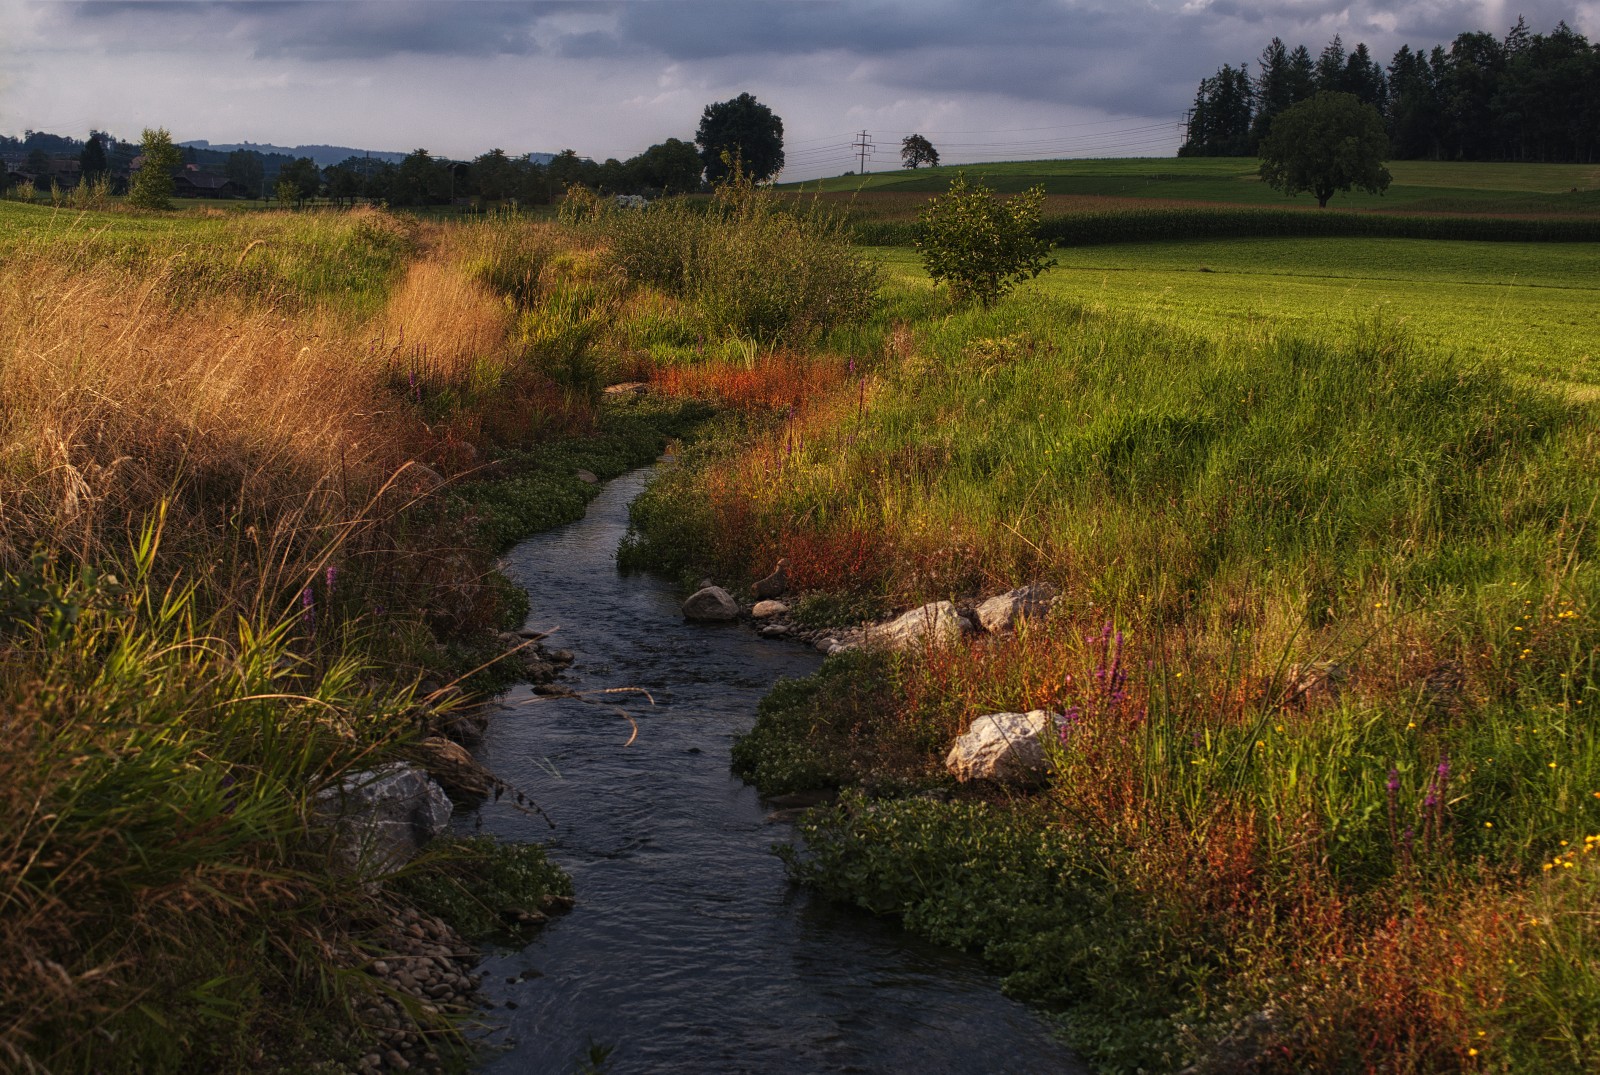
599, 169, 881, 345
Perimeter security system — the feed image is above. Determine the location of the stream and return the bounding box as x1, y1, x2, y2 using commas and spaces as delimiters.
463, 466, 1087, 1075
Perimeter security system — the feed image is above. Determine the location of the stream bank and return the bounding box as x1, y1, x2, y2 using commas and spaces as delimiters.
463, 467, 1086, 1074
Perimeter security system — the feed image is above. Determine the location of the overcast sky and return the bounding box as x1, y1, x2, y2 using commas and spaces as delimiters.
2, 0, 1596, 179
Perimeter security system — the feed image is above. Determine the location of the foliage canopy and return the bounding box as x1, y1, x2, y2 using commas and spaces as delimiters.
916, 174, 1051, 306
1258, 91, 1392, 207
128, 128, 180, 210
901, 134, 939, 169
695, 93, 785, 184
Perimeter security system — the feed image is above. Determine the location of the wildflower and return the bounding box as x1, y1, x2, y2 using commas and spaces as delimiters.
325, 563, 338, 596
300, 586, 315, 636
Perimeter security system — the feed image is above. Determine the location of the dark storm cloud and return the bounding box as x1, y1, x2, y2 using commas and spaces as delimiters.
39, 0, 1600, 116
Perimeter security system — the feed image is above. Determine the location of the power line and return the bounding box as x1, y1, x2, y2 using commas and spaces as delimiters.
851, 130, 874, 174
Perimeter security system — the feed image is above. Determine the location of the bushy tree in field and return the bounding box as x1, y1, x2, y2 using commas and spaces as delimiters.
631, 138, 704, 194
696, 93, 784, 183
128, 127, 180, 209
278, 157, 321, 204
901, 134, 939, 169
225, 149, 265, 198
1258, 91, 1392, 207
916, 174, 1051, 306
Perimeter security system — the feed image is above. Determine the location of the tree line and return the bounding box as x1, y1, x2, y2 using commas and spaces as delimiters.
6, 92, 790, 207
1182, 18, 1600, 163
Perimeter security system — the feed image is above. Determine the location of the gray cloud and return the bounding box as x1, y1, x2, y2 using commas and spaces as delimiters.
11, 0, 1599, 177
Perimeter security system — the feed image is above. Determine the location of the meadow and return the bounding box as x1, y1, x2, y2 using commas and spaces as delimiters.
798, 157, 1600, 214
9, 158, 1600, 1073
613, 168, 1600, 1071
872, 237, 1600, 388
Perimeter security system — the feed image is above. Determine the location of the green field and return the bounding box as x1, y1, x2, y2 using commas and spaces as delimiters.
796, 157, 1600, 215
873, 237, 1600, 390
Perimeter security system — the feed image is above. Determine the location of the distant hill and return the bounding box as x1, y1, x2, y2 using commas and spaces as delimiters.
181, 141, 557, 168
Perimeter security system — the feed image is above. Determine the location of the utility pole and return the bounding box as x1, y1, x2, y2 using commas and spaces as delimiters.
852, 130, 874, 174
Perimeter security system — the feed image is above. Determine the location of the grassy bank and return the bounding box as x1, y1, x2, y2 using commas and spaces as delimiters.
618, 205, 1600, 1069
0, 201, 704, 1072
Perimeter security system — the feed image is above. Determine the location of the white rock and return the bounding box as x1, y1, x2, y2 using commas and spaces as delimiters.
814, 636, 839, 653
313, 763, 453, 876
751, 600, 789, 619
682, 585, 739, 621
976, 583, 1059, 634
867, 601, 973, 651
945, 711, 1061, 783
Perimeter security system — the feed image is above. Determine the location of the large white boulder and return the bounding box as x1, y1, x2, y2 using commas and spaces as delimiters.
312, 762, 453, 876
682, 585, 739, 621
976, 583, 1059, 634
945, 710, 1061, 783
867, 600, 973, 651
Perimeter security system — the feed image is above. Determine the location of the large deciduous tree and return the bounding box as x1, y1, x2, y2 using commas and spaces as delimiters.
631, 138, 704, 195
695, 93, 785, 183
901, 134, 939, 169
1258, 91, 1392, 207
128, 127, 180, 209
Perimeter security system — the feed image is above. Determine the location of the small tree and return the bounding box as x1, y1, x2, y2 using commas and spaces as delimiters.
916, 174, 1051, 306
901, 134, 939, 169
1258, 91, 1391, 208
128, 127, 180, 209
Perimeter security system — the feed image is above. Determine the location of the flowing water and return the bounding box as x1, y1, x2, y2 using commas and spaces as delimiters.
465, 466, 1086, 1075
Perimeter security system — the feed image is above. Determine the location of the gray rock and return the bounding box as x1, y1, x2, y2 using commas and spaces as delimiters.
758, 624, 791, 638
814, 636, 839, 653
751, 599, 789, 619
313, 763, 452, 876
682, 585, 739, 621
976, 583, 1059, 634
945, 710, 1062, 783
867, 600, 974, 651
575, 469, 599, 484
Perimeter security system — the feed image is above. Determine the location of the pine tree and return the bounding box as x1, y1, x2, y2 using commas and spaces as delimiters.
78, 133, 108, 183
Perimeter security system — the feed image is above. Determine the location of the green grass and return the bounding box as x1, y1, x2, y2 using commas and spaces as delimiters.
620, 210, 1600, 1067
0, 199, 416, 317
870, 237, 1600, 388
796, 157, 1600, 215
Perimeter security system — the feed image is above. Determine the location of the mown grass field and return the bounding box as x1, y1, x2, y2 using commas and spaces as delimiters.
871, 237, 1600, 389
796, 157, 1600, 216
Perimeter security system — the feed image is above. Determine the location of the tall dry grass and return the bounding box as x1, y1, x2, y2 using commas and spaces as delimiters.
0, 210, 602, 1071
